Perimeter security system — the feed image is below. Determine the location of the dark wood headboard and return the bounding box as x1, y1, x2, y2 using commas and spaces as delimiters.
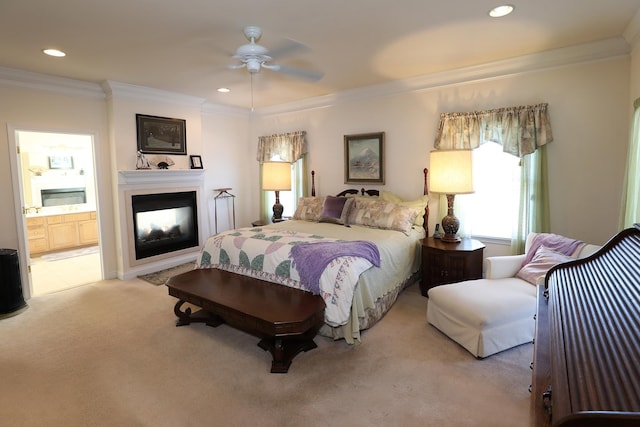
310, 169, 429, 235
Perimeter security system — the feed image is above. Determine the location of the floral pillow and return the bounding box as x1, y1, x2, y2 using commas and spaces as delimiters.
380, 191, 429, 227
293, 196, 325, 222
347, 199, 421, 234
516, 245, 574, 285
318, 196, 354, 225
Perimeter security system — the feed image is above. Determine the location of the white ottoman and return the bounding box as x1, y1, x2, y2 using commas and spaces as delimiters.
426, 277, 537, 358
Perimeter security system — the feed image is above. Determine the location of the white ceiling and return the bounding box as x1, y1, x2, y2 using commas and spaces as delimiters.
1, 0, 639, 110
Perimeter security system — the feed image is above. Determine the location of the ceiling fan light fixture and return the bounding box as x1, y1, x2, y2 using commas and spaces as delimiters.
246, 58, 262, 73
489, 5, 514, 18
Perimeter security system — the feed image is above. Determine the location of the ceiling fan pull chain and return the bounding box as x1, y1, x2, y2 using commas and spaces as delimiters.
251, 73, 255, 112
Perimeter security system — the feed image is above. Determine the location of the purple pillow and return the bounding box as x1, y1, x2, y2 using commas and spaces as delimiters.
319, 196, 354, 225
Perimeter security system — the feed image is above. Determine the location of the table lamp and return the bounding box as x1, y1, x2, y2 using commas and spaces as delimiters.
429, 149, 474, 242
262, 162, 291, 222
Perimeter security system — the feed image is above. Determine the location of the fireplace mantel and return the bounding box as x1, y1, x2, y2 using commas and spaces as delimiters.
116, 168, 208, 279
118, 169, 205, 185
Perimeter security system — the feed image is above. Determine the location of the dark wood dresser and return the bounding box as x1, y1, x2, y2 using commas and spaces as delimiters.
530, 224, 640, 426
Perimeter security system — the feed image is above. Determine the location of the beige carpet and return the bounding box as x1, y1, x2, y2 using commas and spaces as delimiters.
0, 278, 532, 427
137, 261, 196, 285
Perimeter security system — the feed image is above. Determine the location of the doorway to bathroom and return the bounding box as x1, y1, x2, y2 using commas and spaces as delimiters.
14, 129, 102, 296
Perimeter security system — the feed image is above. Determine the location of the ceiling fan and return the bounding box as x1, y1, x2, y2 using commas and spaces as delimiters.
228, 26, 323, 82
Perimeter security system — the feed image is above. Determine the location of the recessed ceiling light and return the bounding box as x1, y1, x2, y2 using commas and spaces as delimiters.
489, 5, 514, 18
217, 87, 230, 93
43, 48, 66, 57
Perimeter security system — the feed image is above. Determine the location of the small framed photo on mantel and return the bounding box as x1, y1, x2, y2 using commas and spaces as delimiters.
190, 155, 203, 169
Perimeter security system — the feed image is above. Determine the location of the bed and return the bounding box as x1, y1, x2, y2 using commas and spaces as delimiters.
195, 169, 429, 344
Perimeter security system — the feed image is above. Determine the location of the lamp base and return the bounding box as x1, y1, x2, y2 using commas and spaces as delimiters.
441, 194, 461, 243
441, 233, 461, 243
271, 190, 284, 222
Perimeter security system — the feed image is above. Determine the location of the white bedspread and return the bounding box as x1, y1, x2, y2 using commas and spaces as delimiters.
196, 227, 374, 326
198, 220, 424, 343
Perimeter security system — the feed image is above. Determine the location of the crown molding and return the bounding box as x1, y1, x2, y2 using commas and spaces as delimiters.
201, 101, 250, 117
102, 81, 206, 108
0, 36, 632, 117
255, 37, 631, 116
0, 66, 105, 99
624, 7, 640, 49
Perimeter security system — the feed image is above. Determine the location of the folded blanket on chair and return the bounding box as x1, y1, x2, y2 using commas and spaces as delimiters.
290, 240, 380, 295
521, 233, 585, 267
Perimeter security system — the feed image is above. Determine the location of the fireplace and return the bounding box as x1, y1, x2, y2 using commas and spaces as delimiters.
41, 187, 86, 207
118, 169, 207, 279
131, 191, 199, 260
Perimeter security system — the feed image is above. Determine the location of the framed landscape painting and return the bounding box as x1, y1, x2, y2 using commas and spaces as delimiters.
344, 132, 385, 184
136, 114, 187, 155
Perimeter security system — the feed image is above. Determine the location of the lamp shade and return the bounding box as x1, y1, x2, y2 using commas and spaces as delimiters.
262, 162, 292, 191
429, 150, 474, 194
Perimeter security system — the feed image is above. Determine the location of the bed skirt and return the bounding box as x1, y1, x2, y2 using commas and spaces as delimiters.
318, 270, 421, 344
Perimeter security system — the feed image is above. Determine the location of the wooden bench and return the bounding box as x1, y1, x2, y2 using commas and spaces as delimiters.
166, 268, 326, 373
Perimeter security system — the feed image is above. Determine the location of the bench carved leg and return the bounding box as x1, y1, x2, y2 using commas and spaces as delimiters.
173, 300, 223, 328
257, 326, 320, 373
258, 337, 318, 373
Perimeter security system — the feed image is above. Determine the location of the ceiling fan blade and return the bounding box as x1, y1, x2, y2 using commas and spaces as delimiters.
271, 64, 324, 82
268, 38, 309, 60
227, 63, 246, 70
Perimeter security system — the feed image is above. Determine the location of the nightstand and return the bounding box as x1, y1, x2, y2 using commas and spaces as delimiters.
251, 218, 289, 227
420, 237, 485, 297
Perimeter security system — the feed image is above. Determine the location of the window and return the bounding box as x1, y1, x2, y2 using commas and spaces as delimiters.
462, 143, 521, 239
621, 99, 640, 227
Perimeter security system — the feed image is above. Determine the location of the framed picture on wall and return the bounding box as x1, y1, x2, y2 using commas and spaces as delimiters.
136, 114, 187, 155
48, 155, 74, 169
344, 132, 385, 184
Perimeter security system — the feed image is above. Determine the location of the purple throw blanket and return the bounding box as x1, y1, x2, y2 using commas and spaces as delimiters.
290, 240, 380, 295
521, 233, 585, 267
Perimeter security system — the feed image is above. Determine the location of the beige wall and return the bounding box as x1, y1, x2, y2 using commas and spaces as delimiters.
0, 47, 635, 291
252, 57, 631, 246
631, 40, 640, 104
0, 84, 116, 275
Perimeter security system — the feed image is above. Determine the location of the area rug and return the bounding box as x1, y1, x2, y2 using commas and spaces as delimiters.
137, 261, 196, 285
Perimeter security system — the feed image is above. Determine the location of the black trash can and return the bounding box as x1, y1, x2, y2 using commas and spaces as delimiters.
0, 248, 27, 318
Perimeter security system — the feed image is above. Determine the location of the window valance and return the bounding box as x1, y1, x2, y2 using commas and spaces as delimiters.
434, 103, 553, 157
256, 131, 307, 163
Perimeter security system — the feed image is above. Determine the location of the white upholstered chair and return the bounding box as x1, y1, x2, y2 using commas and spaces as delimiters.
426, 233, 600, 358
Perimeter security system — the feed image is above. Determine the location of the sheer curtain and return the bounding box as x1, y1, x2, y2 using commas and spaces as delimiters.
256, 131, 308, 222
620, 98, 640, 228
434, 103, 553, 252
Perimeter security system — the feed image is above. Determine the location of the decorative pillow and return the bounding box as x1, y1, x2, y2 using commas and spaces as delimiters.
516, 245, 574, 285
293, 196, 325, 222
318, 196, 354, 225
347, 199, 421, 234
380, 191, 429, 227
